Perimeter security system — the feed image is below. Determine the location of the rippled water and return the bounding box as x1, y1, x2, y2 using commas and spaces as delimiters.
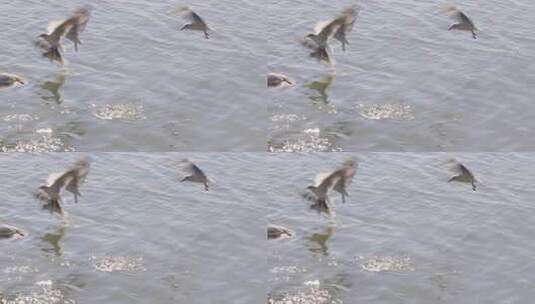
0, 153, 264, 303
268, 0, 535, 151
268, 153, 535, 303
0, 0, 266, 151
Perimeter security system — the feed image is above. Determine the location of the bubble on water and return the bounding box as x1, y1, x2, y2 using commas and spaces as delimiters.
91, 255, 146, 273
3, 114, 39, 122
268, 128, 342, 152
93, 103, 146, 121
360, 255, 414, 273
270, 266, 307, 274
357, 103, 414, 121
269, 285, 343, 304
0, 135, 74, 152
2, 280, 75, 304
3, 266, 39, 274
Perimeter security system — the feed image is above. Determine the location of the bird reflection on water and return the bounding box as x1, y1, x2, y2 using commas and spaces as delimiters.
304, 74, 335, 105
41, 226, 67, 257
306, 225, 335, 256
40, 73, 67, 104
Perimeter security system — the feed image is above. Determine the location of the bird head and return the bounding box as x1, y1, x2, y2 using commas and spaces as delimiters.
180, 24, 192, 31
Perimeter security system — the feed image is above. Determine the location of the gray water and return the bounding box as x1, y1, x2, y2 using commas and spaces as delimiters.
2, 1, 535, 152
0, 0, 266, 151
0, 153, 265, 304
268, 153, 535, 303
268, 0, 535, 152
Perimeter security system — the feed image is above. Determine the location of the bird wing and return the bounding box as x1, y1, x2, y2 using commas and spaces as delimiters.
340, 6, 359, 32
48, 18, 76, 44
458, 163, 475, 180
316, 169, 343, 195
447, 8, 473, 26
66, 8, 91, 44
333, 165, 356, 195
315, 16, 345, 44
49, 169, 76, 192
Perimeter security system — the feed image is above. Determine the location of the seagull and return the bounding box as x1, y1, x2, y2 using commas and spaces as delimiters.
445, 6, 478, 39
0, 224, 26, 240
0, 73, 25, 89
303, 158, 357, 213
445, 159, 477, 191
267, 73, 294, 88
35, 157, 91, 215
178, 159, 209, 191
302, 6, 357, 63
177, 6, 210, 39
333, 6, 360, 51
267, 224, 293, 240
35, 7, 91, 64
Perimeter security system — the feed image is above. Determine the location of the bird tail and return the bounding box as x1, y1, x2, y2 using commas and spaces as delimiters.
43, 47, 63, 64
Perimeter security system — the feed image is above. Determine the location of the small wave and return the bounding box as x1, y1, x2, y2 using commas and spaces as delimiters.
92, 103, 146, 121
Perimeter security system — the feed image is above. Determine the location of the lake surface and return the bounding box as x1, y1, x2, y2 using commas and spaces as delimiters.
268, 153, 535, 303
0, 0, 267, 151
1, 153, 534, 303
268, 0, 535, 152
0, 153, 265, 304
2, 1, 535, 151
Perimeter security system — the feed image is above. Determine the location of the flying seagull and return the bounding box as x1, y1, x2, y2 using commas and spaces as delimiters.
302, 6, 358, 63
445, 159, 477, 191
0, 73, 25, 89
35, 157, 91, 215
267, 73, 294, 88
445, 7, 478, 39
176, 6, 210, 39
0, 224, 26, 240
35, 7, 91, 64
178, 159, 210, 191
303, 158, 357, 213
267, 224, 294, 240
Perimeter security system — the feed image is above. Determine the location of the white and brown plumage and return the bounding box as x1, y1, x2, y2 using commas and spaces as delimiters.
178, 159, 210, 191
177, 6, 210, 39
445, 7, 477, 39
267, 73, 294, 88
0, 73, 25, 90
0, 224, 26, 240
35, 7, 91, 64
303, 158, 357, 213
35, 157, 91, 215
446, 159, 477, 191
267, 224, 294, 240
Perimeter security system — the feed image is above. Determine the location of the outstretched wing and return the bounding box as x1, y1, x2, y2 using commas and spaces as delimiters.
66, 7, 91, 49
